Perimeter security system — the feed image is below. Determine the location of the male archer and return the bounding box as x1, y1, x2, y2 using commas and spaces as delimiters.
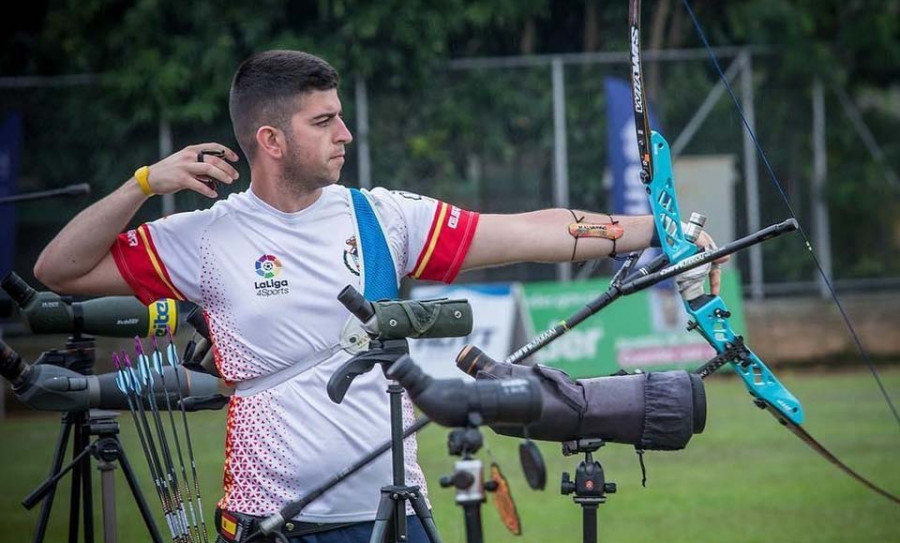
35, 50, 725, 542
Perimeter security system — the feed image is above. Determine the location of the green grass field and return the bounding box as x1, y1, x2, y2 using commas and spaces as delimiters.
1, 368, 898, 542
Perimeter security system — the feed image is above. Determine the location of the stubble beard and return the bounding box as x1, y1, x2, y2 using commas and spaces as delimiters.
280, 140, 338, 198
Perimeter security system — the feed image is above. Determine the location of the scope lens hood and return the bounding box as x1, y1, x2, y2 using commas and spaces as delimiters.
476, 361, 705, 451
689, 372, 707, 434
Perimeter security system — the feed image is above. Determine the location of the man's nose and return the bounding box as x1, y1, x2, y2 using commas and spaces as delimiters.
335, 117, 353, 144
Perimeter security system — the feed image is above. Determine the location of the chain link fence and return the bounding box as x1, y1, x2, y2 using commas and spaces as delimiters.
3, 48, 899, 294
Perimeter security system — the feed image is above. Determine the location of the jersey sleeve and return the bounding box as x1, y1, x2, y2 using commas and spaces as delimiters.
111, 210, 208, 305
369, 188, 479, 284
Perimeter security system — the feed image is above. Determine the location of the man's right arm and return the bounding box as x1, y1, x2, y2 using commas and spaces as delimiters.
34, 180, 149, 296
34, 143, 240, 296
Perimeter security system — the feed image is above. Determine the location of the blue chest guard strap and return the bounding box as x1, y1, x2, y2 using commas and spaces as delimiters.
350, 188, 399, 301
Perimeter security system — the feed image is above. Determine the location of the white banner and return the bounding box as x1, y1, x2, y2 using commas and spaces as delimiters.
408, 283, 518, 379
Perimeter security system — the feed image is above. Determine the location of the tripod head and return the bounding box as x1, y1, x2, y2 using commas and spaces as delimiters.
439, 455, 492, 510
440, 415, 491, 499
2, 335, 99, 411
560, 438, 617, 543
328, 284, 474, 404
440, 415, 528, 543
21, 410, 123, 510
327, 338, 409, 404
446, 416, 485, 458
561, 439, 617, 502
440, 423, 489, 532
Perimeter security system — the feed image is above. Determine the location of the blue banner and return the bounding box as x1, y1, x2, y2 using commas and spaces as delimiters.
605, 77, 661, 216
0, 112, 22, 277
605, 77, 672, 292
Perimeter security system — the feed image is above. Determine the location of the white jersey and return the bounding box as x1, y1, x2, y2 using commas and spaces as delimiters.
112, 185, 479, 522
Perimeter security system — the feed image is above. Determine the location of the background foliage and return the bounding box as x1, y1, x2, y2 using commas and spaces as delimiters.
2, 0, 899, 285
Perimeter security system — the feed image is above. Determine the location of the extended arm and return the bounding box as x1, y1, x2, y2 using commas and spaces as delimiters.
463, 210, 654, 266
34, 144, 239, 296
462, 209, 727, 293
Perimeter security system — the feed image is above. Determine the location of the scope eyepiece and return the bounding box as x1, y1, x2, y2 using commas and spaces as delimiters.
2, 271, 36, 307
338, 285, 375, 323
0, 338, 31, 387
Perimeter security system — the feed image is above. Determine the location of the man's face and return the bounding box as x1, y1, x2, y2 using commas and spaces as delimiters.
282, 89, 353, 190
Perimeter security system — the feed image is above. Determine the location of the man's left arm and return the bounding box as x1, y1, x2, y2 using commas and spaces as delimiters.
462, 209, 727, 294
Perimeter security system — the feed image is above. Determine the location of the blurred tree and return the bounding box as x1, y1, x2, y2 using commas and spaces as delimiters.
1, 0, 898, 284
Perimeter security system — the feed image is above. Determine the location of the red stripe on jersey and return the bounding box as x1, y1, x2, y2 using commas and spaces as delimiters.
111, 224, 186, 305
411, 202, 448, 278
410, 204, 479, 283
204, 309, 237, 387
218, 397, 240, 510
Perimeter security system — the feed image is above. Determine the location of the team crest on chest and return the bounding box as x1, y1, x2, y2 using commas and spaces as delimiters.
343, 236, 360, 276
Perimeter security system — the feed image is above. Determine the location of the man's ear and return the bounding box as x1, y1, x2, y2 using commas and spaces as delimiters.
256, 125, 285, 159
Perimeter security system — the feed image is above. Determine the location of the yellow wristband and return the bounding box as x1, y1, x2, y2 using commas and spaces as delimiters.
134, 165, 153, 196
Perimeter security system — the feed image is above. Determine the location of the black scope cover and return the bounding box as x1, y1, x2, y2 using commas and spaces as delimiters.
475, 358, 706, 451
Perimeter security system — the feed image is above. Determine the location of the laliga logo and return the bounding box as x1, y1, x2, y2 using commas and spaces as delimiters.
255, 254, 282, 279
254, 254, 290, 297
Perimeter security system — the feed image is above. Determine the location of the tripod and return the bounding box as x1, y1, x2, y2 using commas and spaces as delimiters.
24, 409, 162, 543
20, 337, 162, 543
439, 421, 494, 543
560, 439, 617, 543
327, 338, 442, 543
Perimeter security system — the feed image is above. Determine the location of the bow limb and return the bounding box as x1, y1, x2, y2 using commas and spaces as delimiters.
629, 1, 801, 423
628, 0, 899, 504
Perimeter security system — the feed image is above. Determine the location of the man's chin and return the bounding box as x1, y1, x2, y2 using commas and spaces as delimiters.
310, 175, 340, 190
326, 167, 344, 185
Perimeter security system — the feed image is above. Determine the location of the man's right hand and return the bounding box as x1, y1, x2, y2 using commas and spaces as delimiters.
34, 142, 241, 296
141, 143, 241, 199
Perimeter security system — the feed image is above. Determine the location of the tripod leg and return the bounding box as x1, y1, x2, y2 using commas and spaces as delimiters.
582, 504, 597, 543
32, 416, 73, 543
98, 458, 117, 543
369, 492, 396, 543
82, 432, 95, 543
391, 501, 407, 543
387, 387, 407, 543
408, 492, 442, 543
116, 440, 164, 543
68, 419, 84, 543
462, 504, 482, 543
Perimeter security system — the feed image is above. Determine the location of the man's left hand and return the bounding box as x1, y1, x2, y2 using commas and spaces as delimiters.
676, 231, 730, 298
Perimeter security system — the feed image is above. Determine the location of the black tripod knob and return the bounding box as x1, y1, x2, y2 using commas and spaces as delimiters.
561, 462, 612, 498
440, 471, 475, 490
94, 437, 121, 462
561, 472, 575, 495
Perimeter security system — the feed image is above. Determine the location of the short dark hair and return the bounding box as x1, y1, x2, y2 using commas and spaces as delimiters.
229, 50, 340, 160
